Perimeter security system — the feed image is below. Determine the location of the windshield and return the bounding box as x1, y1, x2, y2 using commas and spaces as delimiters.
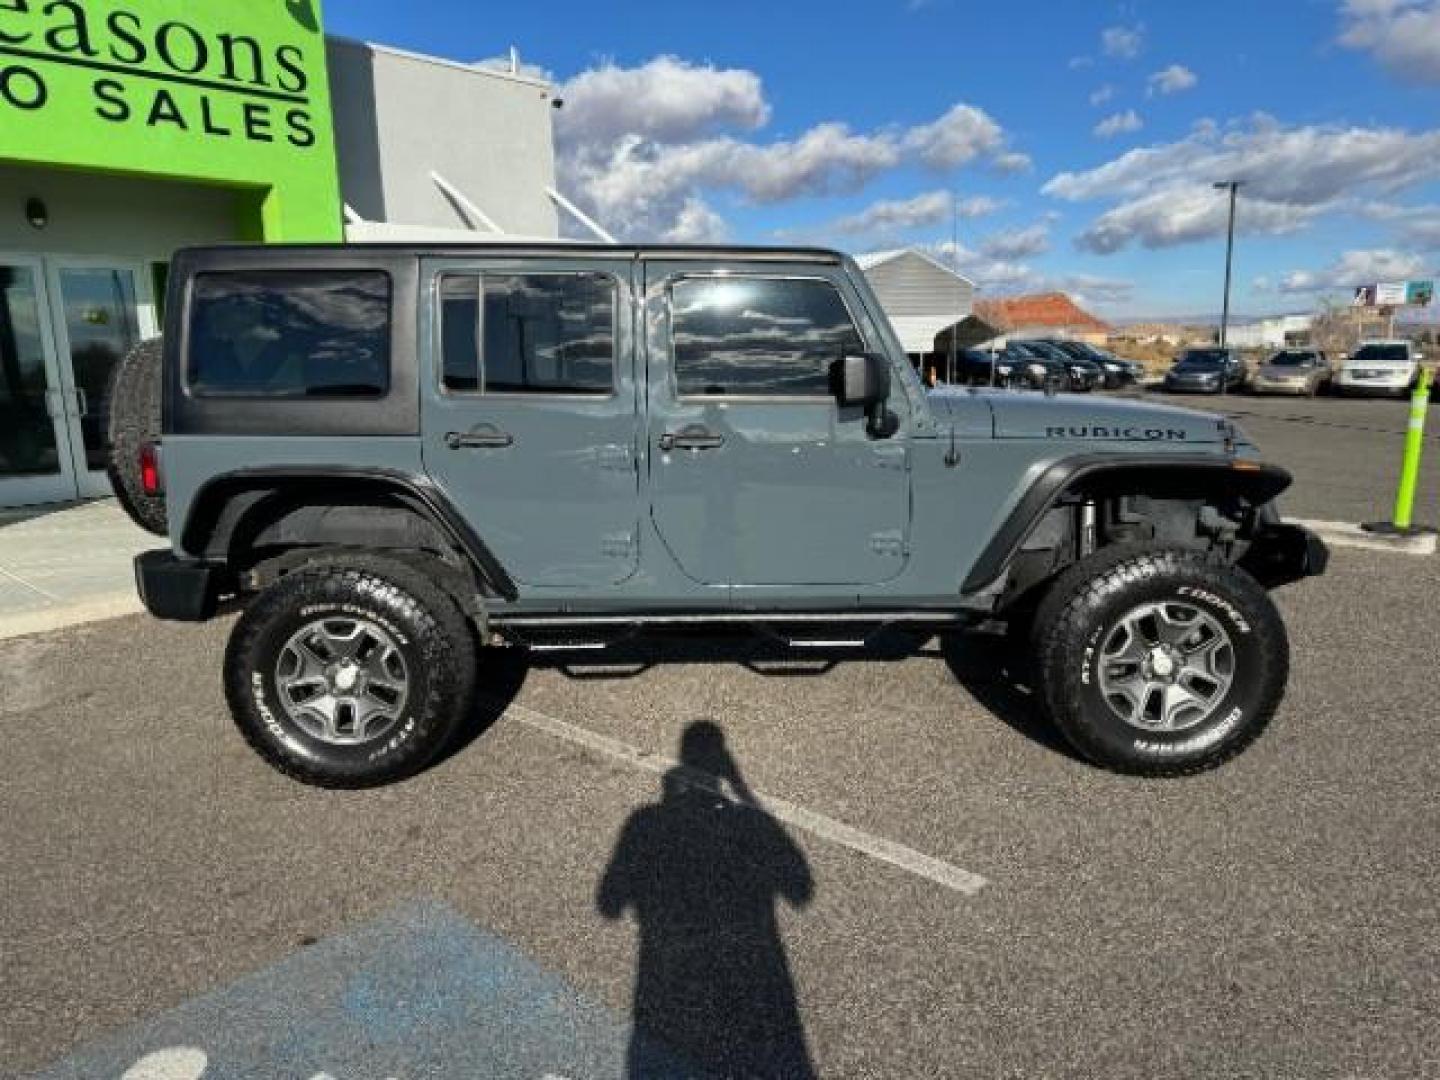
1351, 344, 1409, 364
1270, 351, 1315, 367
1177, 349, 1229, 368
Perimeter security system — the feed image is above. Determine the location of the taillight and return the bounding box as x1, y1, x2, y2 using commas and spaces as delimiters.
139, 442, 162, 496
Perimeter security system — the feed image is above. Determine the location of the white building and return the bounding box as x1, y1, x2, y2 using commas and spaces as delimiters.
856, 249, 975, 355
1224, 314, 1313, 349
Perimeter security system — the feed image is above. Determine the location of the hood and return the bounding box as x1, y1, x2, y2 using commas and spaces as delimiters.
981, 390, 1229, 444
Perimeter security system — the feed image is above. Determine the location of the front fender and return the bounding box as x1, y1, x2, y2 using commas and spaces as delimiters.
960, 454, 1295, 594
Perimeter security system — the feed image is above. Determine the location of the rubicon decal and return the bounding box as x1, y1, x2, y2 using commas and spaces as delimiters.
1046, 425, 1189, 440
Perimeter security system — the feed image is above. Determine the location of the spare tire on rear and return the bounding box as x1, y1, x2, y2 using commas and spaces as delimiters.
104, 337, 167, 536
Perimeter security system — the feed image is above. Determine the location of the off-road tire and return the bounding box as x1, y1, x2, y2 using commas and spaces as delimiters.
224, 554, 478, 788
103, 337, 167, 536
1031, 546, 1289, 777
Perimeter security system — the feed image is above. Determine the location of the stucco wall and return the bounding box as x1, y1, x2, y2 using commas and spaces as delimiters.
327, 39, 560, 238
0, 163, 241, 260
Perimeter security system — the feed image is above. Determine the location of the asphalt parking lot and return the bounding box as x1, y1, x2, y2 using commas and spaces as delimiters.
4, 537, 1439, 1078
5, 386, 1439, 1079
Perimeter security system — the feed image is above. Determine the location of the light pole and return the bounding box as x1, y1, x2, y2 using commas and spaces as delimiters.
1214, 181, 1243, 397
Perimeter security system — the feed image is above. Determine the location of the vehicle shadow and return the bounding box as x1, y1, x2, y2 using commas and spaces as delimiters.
451, 625, 1079, 769
937, 629, 1080, 761
597, 720, 817, 1079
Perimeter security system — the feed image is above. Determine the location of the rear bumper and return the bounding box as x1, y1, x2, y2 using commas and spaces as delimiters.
1240, 523, 1330, 589
134, 550, 224, 622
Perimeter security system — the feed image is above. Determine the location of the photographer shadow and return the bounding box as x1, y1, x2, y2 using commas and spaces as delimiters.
597, 721, 817, 1079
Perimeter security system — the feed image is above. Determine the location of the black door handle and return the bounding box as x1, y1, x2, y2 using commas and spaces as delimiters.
446, 428, 514, 450
659, 425, 725, 452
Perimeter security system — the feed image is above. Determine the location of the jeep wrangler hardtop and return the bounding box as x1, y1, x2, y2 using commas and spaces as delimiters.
113, 243, 1326, 787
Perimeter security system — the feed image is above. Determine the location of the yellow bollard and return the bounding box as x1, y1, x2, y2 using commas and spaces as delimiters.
1368, 367, 1433, 535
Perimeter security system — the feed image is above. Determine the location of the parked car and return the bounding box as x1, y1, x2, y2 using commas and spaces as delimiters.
950, 345, 1056, 389
1250, 349, 1330, 396
1163, 348, 1246, 394
1332, 340, 1422, 397
947, 347, 1021, 388
112, 242, 1326, 786
1042, 340, 1138, 389
1014, 341, 1102, 392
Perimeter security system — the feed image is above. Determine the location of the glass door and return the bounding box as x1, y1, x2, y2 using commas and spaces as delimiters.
0, 257, 78, 508
45, 258, 158, 499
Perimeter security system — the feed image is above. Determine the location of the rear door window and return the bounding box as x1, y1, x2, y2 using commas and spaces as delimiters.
187, 270, 391, 397
439, 273, 616, 395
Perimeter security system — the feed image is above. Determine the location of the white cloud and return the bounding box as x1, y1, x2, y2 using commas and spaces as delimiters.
555, 57, 1028, 240
556, 55, 770, 146
992, 150, 1034, 173
1278, 249, 1427, 294
1089, 84, 1117, 107
1102, 24, 1145, 59
1338, 0, 1440, 83
830, 191, 1003, 235
660, 198, 730, 243
1094, 110, 1144, 139
1071, 184, 1320, 253
927, 242, 1135, 306
1148, 64, 1198, 95
980, 222, 1051, 259
1045, 117, 1440, 252
902, 104, 1006, 168
1359, 200, 1440, 247
1057, 273, 1137, 306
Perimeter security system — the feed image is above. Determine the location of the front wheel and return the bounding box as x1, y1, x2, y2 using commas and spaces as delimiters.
1032, 548, 1289, 776
224, 554, 477, 788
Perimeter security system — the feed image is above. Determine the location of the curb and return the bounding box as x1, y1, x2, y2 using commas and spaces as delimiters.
1288, 517, 1438, 557
0, 593, 145, 643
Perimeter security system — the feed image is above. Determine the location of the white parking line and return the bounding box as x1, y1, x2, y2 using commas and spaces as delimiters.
508, 703, 990, 896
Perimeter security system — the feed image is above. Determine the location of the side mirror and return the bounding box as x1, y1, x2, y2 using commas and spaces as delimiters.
831, 354, 890, 409
831, 354, 893, 436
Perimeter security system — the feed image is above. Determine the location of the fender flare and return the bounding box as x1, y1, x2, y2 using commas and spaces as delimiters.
180, 466, 519, 601
961, 454, 1293, 594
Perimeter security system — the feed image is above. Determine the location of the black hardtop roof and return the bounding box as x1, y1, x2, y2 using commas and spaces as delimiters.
174, 242, 849, 264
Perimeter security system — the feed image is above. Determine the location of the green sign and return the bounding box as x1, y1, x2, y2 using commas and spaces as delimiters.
0, 0, 341, 241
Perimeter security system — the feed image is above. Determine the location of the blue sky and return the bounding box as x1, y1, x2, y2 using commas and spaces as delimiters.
327, 0, 1440, 319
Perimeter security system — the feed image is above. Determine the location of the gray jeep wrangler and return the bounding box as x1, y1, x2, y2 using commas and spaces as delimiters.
112, 244, 1326, 788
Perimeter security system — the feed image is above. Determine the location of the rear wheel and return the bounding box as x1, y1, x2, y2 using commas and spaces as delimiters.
1032, 547, 1289, 776
224, 554, 477, 788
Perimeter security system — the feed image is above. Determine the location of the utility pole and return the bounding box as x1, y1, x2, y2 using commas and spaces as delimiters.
1214, 181, 1244, 397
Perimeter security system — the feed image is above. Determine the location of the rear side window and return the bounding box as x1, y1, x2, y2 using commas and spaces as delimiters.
670, 276, 864, 397
187, 271, 391, 397
440, 273, 616, 395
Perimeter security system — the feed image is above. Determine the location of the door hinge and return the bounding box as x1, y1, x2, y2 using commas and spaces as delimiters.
869, 529, 908, 557
601, 532, 637, 558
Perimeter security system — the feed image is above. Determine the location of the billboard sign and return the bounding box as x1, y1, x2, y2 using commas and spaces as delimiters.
1353, 281, 1434, 308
